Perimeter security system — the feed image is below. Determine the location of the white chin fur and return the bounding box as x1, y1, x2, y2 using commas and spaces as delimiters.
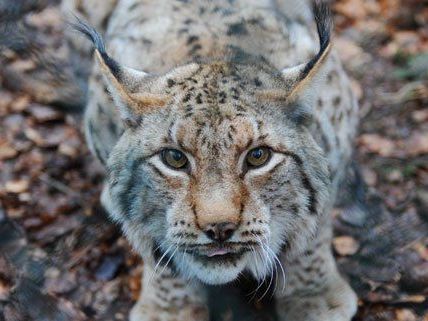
176, 253, 248, 285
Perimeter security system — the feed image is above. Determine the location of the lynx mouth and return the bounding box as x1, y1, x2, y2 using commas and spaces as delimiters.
178, 242, 256, 265
177, 244, 256, 284
193, 248, 248, 264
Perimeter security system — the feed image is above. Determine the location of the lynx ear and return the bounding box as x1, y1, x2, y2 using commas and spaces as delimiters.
72, 19, 168, 125
281, 2, 332, 101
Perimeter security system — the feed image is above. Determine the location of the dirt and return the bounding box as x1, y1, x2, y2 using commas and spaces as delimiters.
0, 1, 427, 320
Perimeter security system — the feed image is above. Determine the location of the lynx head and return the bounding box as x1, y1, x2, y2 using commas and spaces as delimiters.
76, 3, 332, 285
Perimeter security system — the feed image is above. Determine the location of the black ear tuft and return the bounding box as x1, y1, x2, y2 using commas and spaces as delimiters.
70, 16, 106, 54
299, 1, 332, 79
70, 16, 121, 76
313, 1, 332, 55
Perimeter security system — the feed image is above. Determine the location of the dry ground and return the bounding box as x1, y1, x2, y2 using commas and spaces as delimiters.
0, 1, 427, 320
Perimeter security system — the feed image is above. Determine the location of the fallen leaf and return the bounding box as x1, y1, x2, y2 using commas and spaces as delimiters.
58, 142, 78, 157
9, 59, 37, 73
128, 266, 143, 301
361, 166, 378, 186
350, 78, 363, 100
333, 236, 360, 256
0, 142, 18, 160
4, 179, 30, 193
28, 104, 63, 122
404, 132, 428, 156
335, 37, 372, 71
24, 127, 45, 146
386, 169, 403, 183
334, 0, 367, 20
358, 134, 396, 157
95, 254, 124, 281
396, 309, 417, 321
10, 95, 30, 112
411, 109, 428, 123
45, 268, 77, 294
6, 208, 25, 219
0, 279, 11, 301
0, 92, 14, 114
0, 256, 15, 301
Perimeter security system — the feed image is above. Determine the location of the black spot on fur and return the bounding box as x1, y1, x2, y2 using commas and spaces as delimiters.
189, 43, 202, 55
182, 93, 192, 103
218, 91, 227, 103
195, 93, 202, 104
167, 79, 176, 88
107, 118, 118, 136
226, 21, 248, 36
128, 3, 141, 11
187, 35, 199, 45
333, 96, 341, 107
254, 77, 262, 87
290, 204, 299, 214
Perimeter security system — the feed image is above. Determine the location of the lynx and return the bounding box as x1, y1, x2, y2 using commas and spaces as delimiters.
68, 0, 359, 320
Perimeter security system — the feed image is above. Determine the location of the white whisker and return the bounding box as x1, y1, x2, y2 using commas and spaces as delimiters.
153, 242, 173, 274
159, 236, 182, 277
248, 236, 271, 301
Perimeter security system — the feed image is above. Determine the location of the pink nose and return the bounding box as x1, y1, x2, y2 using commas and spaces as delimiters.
203, 222, 237, 242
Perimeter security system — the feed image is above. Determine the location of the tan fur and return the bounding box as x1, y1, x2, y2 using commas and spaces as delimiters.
95, 51, 169, 113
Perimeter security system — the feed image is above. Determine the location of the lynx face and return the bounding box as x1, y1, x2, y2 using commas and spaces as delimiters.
76, 6, 331, 284
103, 61, 330, 284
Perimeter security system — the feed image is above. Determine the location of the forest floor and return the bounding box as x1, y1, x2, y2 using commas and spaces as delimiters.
0, 0, 427, 320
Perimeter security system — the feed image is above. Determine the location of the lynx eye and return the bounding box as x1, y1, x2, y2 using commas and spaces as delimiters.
246, 147, 271, 168
161, 149, 188, 169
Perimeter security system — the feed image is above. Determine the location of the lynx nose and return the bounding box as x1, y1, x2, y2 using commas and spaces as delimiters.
204, 222, 237, 243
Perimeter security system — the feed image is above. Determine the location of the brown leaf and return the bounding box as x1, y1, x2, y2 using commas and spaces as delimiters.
9, 59, 37, 73
362, 166, 378, 186
412, 109, 428, 123
28, 104, 63, 122
24, 125, 74, 148
0, 256, 15, 301
128, 266, 143, 301
334, 0, 368, 20
386, 169, 403, 183
4, 179, 30, 194
33, 215, 80, 243
44, 268, 77, 294
0, 92, 14, 115
9, 95, 30, 112
358, 134, 396, 157
24, 127, 45, 146
396, 309, 417, 321
335, 37, 372, 71
404, 132, 428, 156
333, 236, 360, 256
0, 142, 18, 160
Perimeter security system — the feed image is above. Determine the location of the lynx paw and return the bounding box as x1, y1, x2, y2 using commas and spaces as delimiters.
277, 279, 357, 321
129, 302, 209, 321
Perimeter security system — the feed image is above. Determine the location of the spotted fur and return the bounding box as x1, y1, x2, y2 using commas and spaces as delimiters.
66, 0, 358, 320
